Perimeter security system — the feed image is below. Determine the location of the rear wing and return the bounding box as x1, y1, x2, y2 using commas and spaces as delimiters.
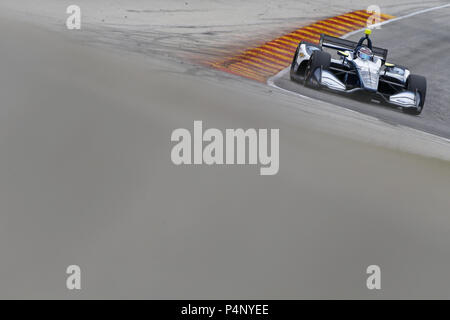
320, 34, 388, 61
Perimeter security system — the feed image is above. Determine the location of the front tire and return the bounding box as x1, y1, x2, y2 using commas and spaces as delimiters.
305, 50, 331, 87
290, 45, 301, 80
290, 41, 320, 80
403, 74, 427, 115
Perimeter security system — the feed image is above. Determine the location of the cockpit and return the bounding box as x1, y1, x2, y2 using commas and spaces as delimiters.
358, 47, 373, 61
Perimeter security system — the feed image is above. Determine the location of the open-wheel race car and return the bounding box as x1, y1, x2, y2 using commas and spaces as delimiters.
290, 29, 427, 115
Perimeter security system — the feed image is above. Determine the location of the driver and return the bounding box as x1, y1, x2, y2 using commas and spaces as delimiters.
358, 47, 373, 61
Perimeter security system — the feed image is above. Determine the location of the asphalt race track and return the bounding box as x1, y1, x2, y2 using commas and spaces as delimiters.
1, 1, 450, 299
273, 7, 450, 138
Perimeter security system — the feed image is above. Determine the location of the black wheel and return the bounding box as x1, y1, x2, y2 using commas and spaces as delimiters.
305, 50, 331, 86
289, 45, 301, 80
403, 74, 427, 115
290, 41, 320, 80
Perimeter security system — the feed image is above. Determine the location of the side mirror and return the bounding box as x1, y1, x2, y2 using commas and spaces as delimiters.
337, 51, 349, 57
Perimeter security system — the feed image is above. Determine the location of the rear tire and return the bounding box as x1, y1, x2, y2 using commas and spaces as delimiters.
403, 74, 427, 115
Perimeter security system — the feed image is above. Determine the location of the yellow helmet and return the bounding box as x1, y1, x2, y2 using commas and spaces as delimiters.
364, 29, 372, 35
